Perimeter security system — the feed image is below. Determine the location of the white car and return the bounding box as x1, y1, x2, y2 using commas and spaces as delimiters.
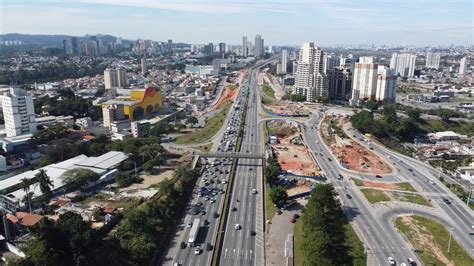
252, 189, 258, 194
187, 222, 193, 228
194, 246, 201, 255
400, 263, 406, 266
388, 257, 395, 265
221, 179, 227, 184
234, 224, 241, 230
210, 198, 216, 203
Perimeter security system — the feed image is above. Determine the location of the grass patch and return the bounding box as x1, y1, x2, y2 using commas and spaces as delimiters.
360, 188, 390, 203
351, 177, 365, 186
195, 143, 213, 152
293, 219, 304, 266
175, 102, 231, 144
418, 119, 474, 137
265, 188, 277, 224
395, 215, 474, 266
392, 192, 431, 206
262, 84, 275, 99
261, 97, 272, 105
396, 182, 417, 192
227, 84, 238, 90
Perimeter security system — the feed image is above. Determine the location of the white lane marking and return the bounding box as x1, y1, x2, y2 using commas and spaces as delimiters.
233, 248, 236, 259
246, 249, 248, 260
224, 248, 228, 258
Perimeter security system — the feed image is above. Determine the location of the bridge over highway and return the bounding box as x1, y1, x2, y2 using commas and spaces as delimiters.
191, 151, 266, 168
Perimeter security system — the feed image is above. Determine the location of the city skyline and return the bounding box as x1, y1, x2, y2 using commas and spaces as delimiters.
2, 0, 472, 46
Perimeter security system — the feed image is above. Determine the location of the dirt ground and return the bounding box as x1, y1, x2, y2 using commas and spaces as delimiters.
269, 121, 319, 176
213, 86, 238, 110
265, 102, 311, 116
322, 118, 391, 174
399, 216, 454, 266
119, 170, 174, 192
362, 180, 397, 190
286, 182, 312, 197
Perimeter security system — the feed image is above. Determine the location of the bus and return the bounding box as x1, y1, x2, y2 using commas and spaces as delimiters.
188, 218, 201, 246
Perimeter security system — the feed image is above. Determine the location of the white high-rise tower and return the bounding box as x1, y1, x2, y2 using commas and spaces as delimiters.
459, 57, 468, 75
0, 88, 37, 137
281, 50, 288, 74
242, 36, 248, 57
426, 52, 441, 69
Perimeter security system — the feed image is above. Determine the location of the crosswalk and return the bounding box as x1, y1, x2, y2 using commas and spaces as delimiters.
223, 248, 254, 260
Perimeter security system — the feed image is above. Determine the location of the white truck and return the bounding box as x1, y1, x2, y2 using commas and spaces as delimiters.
188, 218, 201, 246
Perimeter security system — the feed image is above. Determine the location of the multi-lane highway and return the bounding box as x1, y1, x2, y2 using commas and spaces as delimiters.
218, 67, 263, 266
302, 108, 474, 265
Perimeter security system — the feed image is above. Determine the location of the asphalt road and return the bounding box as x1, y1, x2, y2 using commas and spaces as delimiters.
218, 67, 262, 266
167, 72, 250, 266
302, 113, 419, 266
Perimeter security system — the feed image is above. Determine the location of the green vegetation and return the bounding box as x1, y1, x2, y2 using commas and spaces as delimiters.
329, 119, 346, 138
418, 119, 474, 137
397, 182, 417, 192
265, 189, 277, 221
351, 177, 365, 186
437, 177, 474, 210
360, 188, 390, 203
298, 184, 366, 265
115, 172, 143, 188
395, 216, 474, 266
175, 102, 231, 144
262, 84, 275, 99
268, 185, 288, 208
293, 219, 304, 266
282, 92, 306, 102
227, 84, 238, 90
61, 168, 100, 191
195, 143, 213, 152
264, 156, 282, 184
34, 89, 102, 120
392, 192, 431, 206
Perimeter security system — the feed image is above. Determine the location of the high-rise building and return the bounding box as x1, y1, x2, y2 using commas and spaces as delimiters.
459, 57, 468, 75
254, 35, 263, 58
141, 57, 147, 75
62, 40, 68, 54
212, 59, 221, 72
204, 43, 214, 55
293, 42, 328, 102
390, 53, 416, 77
104, 68, 127, 89
268, 45, 273, 54
102, 104, 125, 129
426, 52, 441, 69
329, 66, 352, 102
71, 37, 78, 55
219, 42, 226, 54
350, 57, 378, 105
281, 50, 288, 74
167, 39, 173, 52
190, 44, 197, 53
242, 36, 248, 57
323, 54, 340, 74
0, 88, 37, 137
375, 67, 397, 102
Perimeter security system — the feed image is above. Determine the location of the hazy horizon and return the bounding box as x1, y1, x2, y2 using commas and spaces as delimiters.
1, 0, 472, 46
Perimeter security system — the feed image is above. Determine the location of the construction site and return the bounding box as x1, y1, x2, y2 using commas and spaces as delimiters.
320, 116, 392, 174
264, 101, 312, 117
267, 120, 320, 176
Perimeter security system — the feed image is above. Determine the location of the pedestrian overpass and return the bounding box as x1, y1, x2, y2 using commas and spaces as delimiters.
191, 151, 266, 169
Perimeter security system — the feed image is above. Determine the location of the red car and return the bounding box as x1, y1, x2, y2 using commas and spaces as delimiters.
290, 218, 296, 223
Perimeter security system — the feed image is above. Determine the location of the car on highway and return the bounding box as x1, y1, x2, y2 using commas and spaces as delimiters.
346, 194, 352, 199
407, 258, 415, 265
252, 188, 258, 194
234, 224, 241, 230
293, 214, 300, 219
276, 209, 282, 215
375, 174, 382, 178
210, 198, 216, 203
203, 219, 210, 226
290, 218, 296, 223
196, 202, 203, 207
231, 206, 237, 211
180, 242, 187, 249
400, 263, 406, 266
443, 198, 451, 204
213, 212, 219, 218
388, 257, 395, 265
194, 246, 201, 255
338, 174, 344, 180
206, 242, 213, 251
327, 157, 332, 161
187, 222, 193, 228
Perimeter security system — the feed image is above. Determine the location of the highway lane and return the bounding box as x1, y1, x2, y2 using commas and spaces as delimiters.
302, 112, 419, 266
344, 123, 474, 256
219, 68, 261, 266
168, 72, 251, 266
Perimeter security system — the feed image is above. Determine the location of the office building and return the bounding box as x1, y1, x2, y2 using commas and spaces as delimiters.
268, 45, 273, 54
62, 40, 68, 54
70, 37, 79, 55
329, 66, 352, 101
242, 36, 248, 57
102, 104, 125, 129
219, 43, 226, 54
293, 42, 328, 101
375, 67, 397, 102
104, 68, 126, 89
141, 57, 147, 75
254, 34, 263, 58
426, 52, 441, 69
281, 50, 288, 74
0, 88, 37, 137
190, 44, 197, 53
212, 59, 221, 72
204, 43, 214, 55
459, 57, 468, 75
167, 39, 173, 52
390, 53, 416, 77
350, 57, 378, 105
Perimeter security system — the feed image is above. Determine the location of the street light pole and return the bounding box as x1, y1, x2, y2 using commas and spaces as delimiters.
466, 186, 472, 206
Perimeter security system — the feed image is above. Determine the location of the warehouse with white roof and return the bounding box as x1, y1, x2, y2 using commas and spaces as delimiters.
0, 151, 127, 202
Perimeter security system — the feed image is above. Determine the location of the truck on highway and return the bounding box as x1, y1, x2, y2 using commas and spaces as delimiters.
188, 218, 201, 246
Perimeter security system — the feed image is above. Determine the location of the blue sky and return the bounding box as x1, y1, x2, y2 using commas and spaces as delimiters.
1, 0, 472, 45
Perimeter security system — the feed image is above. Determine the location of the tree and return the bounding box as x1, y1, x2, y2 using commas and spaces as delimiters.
350, 111, 374, 134
437, 109, 455, 122
186, 116, 199, 126
382, 104, 397, 123
20, 178, 32, 212
269, 185, 288, 208
365, 100, 379, 112
139, 143, 163, 162
34, 169, 53, 197
61, 169, 99, 190
265, 157, 281, 184
406, 108, 421, 121
149, 124, 169, 137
